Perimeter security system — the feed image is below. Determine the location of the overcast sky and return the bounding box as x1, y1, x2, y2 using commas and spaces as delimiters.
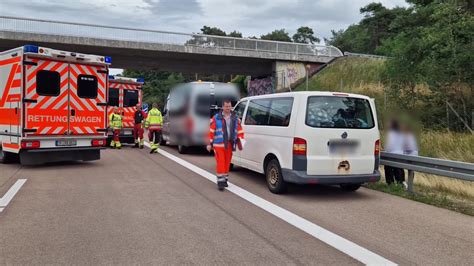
1, 0, 408, 74
2, 0, 408, 40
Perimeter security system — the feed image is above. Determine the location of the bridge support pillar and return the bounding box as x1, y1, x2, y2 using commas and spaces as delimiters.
247, 61, 326, 96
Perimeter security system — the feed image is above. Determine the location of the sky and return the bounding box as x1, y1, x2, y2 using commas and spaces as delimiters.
1, 0, 408, 74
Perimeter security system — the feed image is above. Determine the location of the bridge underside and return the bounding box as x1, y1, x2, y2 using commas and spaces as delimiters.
0, 31, 331, 76
0, 38, 273, 75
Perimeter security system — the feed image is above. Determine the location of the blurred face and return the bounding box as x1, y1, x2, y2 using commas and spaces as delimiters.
136, 104, 141, 111
113, 107, 118, 114
153, 103, 158, 109
222, 101, 232, 114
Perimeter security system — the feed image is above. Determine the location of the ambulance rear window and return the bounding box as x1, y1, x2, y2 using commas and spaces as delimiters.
77, 75, 98, 98
108, 88, 119, 107
37, 70, 60, 96
124, 89, 139, 107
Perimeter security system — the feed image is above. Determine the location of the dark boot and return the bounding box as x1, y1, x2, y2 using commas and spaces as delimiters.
217, 176, 226, 191
134, 143, 139, 148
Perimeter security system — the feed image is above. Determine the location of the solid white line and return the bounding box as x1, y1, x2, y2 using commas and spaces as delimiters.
145, 143, 396, 265
0, 207, 4, 213
0, 179, 27, 208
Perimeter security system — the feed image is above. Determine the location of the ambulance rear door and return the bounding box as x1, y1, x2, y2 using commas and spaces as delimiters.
69, 63, 107, 136
23, 57, 69, 136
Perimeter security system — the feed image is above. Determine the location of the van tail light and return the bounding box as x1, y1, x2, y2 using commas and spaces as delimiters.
91, 139, 106, 147
374, 139, 380, 155
186, 117, 194, 134
21, 140, 40, 149
293, 137, 307, 156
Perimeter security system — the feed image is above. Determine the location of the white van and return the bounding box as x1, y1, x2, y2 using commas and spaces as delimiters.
232, 91, 380, 193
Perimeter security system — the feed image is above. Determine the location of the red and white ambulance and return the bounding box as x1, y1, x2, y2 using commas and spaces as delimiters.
0, 45, 110, 165
107, 76, 144, 144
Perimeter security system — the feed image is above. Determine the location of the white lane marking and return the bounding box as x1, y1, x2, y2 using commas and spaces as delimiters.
145, 143, 396, 265
0, 179, 27, 212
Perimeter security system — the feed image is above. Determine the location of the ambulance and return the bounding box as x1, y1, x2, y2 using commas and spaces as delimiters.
107, 76, 144, 144
0, 45, 110, 165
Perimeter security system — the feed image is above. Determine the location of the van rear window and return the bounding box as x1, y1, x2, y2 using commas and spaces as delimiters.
124, 89, 139, 107
77, 75, 98, 98
36, 70, 60, 96
108, 88, 119, 107
306, 96, 374, 129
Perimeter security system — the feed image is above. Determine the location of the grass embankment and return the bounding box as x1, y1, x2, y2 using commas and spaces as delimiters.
297, 57, 474, 215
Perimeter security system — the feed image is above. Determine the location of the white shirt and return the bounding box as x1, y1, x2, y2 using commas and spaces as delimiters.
403, 133, 418, 156
385, 130, 404, 154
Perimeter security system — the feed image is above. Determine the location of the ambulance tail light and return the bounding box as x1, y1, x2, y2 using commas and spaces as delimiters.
293, 137, 307, 156
21, 140, 40, 149
24, 45, 39, 53
91, 139, 106, 147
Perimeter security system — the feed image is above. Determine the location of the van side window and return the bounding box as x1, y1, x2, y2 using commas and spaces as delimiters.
234, 101, 247, 120
245, 99, 271, 125
123, 89, 139, 107
77, 75, 98, 98
36, 70, 60, 96
108, 88, 119, 107
268, 98, 293, 127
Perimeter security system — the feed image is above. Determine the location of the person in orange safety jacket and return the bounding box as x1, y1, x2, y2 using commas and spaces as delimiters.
207, 99, 244, 190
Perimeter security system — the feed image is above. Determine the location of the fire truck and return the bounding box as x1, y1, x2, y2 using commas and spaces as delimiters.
107, 76, 144, 144
0, 45, 110, 165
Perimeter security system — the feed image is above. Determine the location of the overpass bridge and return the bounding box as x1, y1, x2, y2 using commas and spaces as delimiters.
0, 16, 342, 78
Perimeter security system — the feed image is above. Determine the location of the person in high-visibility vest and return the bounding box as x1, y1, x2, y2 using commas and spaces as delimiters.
207, 99, 244, 190
133, 104, 147, 149
145, 103, 163, 154
109, 107, 123, 149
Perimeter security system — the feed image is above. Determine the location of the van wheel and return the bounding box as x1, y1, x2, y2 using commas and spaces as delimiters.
178, 145, 187, 154
340, 184, 361, 192
0, 147, 16, 164
265, 159, 287, 194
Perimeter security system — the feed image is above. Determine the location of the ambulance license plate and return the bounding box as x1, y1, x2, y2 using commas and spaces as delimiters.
56, 140, 77, 146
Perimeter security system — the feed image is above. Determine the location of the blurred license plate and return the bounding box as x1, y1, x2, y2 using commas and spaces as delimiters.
329, 140, 358, 154
56, 140, 77, 146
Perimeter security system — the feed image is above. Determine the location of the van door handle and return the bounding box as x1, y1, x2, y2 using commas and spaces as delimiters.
71, 109, 76, 116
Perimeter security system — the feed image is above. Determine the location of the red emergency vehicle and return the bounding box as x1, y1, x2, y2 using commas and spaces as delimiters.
0, 45, 110, 165
107, 76, 144, 144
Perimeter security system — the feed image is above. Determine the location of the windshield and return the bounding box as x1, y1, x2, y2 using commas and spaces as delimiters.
306, 96, 374, 129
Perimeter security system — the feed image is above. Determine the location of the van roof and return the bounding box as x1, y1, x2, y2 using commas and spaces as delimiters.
240, 91, 372, 101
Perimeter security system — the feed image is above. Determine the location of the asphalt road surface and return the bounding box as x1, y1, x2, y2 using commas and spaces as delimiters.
0, 146, 473, 265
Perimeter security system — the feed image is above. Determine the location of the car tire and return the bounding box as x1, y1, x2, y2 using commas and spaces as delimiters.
0, 147, 15, 164
178, 144, 187, 154
265, 159, 287, 194
340, 184, 361, 192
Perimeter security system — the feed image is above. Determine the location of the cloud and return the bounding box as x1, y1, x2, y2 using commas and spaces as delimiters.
0, 0, 409, 39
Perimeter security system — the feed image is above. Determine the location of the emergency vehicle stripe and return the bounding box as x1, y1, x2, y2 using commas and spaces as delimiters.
52, 127, 64, 134
84, 127, 94, 134
0, 56, 21, 66
74, 127, 83, 134
81, 65, 106, 102
26, 60, 52, 83
0, 63, 19, 107
35, 71, 69, 110
40, 126, 52, 134
69, 65, 99, 112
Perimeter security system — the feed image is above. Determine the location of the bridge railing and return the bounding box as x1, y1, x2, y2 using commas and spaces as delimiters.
0, 16, 343, 58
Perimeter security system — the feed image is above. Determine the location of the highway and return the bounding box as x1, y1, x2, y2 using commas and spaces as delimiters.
1, 146, 473, 265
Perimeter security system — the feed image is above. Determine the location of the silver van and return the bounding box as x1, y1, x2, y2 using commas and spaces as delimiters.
161, 82, 239, 153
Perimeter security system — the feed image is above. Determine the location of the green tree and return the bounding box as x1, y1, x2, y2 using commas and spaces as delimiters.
293, 26, 320, 44
228, 30, 243, 38
261, 29, 292, 42
200, 26, 226, 36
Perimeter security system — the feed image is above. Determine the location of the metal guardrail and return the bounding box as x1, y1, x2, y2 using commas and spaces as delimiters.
0, 16, 343, 58
380, 152, 474, 192
344, 52, 388, 60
